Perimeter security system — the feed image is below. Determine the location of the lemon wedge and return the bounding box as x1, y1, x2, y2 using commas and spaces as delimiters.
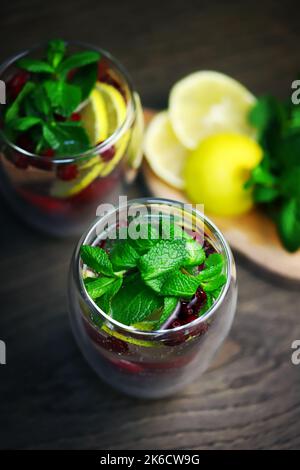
96, 82, 127, 135
144, 111, 188, 189
98, 130, 130, 177
127, 92, 144, 170
169, 71, 256, 149
80, 88, 108, 144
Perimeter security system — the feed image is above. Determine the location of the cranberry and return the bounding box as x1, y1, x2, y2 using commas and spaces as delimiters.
7, 71, 30, 99
196, 288, 207, 302
57, 164, 78, 181
198, 263, 205, 271
70, 112, 81, 122
98, 239, 107, 249
100, 145, 115, 162
170, 319, 182, 329
11, 135, 34, 169
83, 317, 128, 354
191, 322, 209, 338
182, 313, 198, 325
67, 68, 77, 81
33, 147, 54, 171
180, 302, 194, 316
54, 114, 66, 122
16, 135, 34, 152
204, 239, 216, 256
97, 58, 110, 81
12, 152, 29, 169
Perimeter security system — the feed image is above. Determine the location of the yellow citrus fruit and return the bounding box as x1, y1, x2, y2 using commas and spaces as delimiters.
51, 163, 103, 198
184, 133, 263, 216
169, 71, 256, 149
80, 88, 108, 144
96, 81, 127, 135
144, 111, 189, 189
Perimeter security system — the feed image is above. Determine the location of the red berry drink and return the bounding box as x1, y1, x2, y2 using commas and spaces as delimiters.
68, 199, 237, 398
0, 41, 143, 236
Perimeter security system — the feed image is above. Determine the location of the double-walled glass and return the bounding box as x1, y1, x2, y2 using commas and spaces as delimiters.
0, 42, 143, 236
68, 198, 238, 398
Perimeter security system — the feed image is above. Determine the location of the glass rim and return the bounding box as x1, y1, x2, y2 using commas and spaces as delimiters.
73, 197, 234, 339
0, 40, 136, 164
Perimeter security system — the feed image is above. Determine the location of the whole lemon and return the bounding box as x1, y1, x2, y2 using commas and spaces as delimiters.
184, 133, 262, 216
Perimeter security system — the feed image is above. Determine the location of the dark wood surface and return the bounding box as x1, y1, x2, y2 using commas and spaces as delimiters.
1, 0, 300, 450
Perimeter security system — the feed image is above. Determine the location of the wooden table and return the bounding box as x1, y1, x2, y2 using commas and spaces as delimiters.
1, 0, 300, 450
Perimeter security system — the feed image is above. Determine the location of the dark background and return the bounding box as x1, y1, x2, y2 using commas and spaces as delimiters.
1, 0, 300, 450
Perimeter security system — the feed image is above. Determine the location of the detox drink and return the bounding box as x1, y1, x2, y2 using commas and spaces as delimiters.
68, 198, 237, 398
0, 40, 143, 236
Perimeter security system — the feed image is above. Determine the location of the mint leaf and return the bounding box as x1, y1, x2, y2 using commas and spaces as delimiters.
5, 81, 35, 122
280, 168, 300, 200
17, 58, 54, 74
44, 80, 81, 117
47, 39, 66, 69
183, 239, 205, 266
111, 274, 162, 325
276, 130, 300, 170
31, 84, 51, 116
110, 241, 139, 271
7, 116, 41, 131
69, 63, 97, 101
80, 245, 114, 276
128, 223, 159, 254
42, 122, 90, 155
84, 276, 120, 300
57, 51, 100, 76
246, 164, 278, 188
201, 293, 214, 314
155, 297, 178, 329
200, 274, 227, 293
277, 198, 300, 252
198, 253, 224, 281
139, 239, 187, 280
96, 277, 123, 315
253, 186, 280, 203
160, 270, 201, 298
159, 218, 192, 240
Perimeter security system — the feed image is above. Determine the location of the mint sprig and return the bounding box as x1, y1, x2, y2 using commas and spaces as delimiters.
80, 231, 226, 330
4, 39, 101, 156
246, 94, 300, 252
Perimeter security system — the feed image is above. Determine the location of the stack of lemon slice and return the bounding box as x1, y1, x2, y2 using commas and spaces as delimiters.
144, 71, 256, 190
51, 81, 128, 198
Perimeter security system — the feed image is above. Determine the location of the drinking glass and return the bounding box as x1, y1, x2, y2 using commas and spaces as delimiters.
68, 198, 238, 398
0, 42, 143, 236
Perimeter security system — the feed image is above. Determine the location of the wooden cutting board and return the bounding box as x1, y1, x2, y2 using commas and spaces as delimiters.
142, 109, 300, 281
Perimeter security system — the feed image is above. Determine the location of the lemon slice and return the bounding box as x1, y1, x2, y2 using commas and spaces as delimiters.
80, 88, 108, 144
144, 111, 189, 189
127, 92, 144, 169
102, 324, 154, 348
96, 82, 127, 135
98, 130, 130, 177
169, 71, 256, 149
51, 163, 102, 198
